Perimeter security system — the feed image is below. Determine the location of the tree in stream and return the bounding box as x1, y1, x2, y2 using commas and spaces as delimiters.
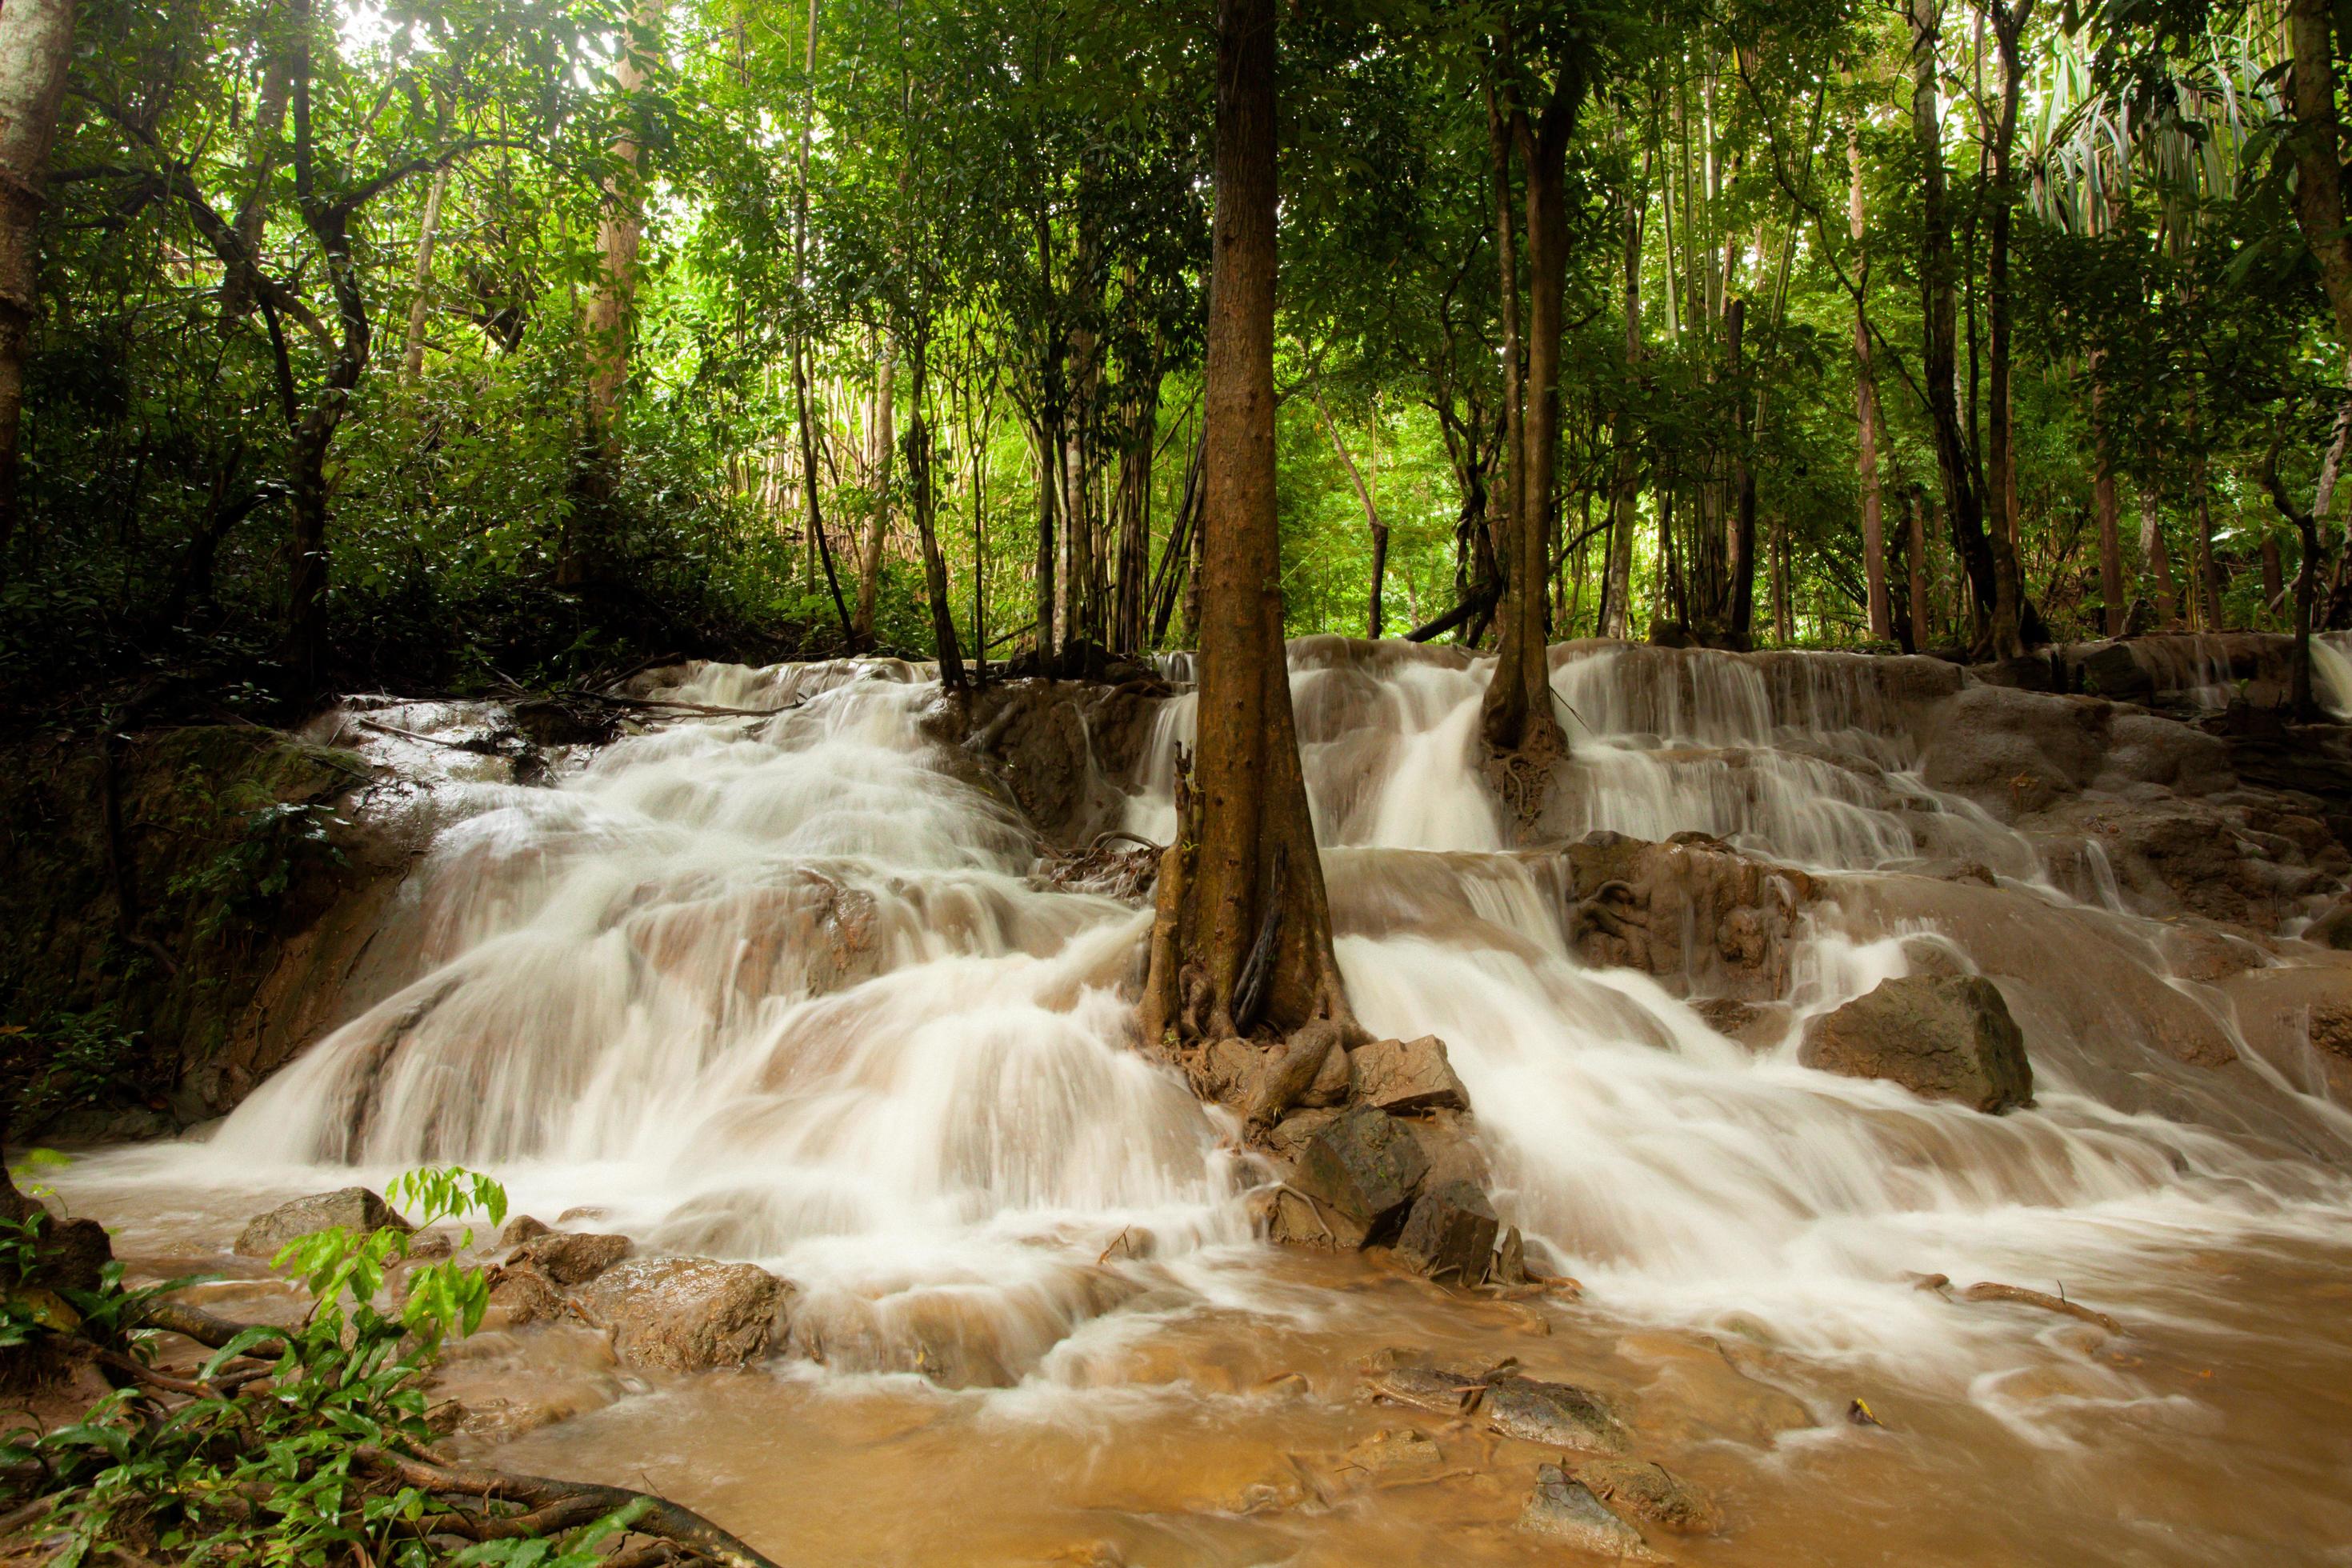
1142, 0, 1352, 1052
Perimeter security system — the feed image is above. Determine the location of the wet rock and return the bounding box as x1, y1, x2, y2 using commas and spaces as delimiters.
572, 1256, 790, 1373
1482, 1374, 1630, 1454
1572, 1458, 1720, 1534
2077, 642, 2154, 703
1618, 1332, 1816, 1445
2309, 896, 2352, 950
499, 1215, 553, 1246
1688, 997, 1789, 1050
1564, 834, 1814, 999
486, 1262, 566, 1328
405, 1228, 455, 1260
1258, 1186, 1370, 1250
1362, 1361, 1486, 1416
1350, 1035, 1469, 1114
508, 1230, 632, 1286
556, 1206, 609, 1226
1799, 975, 2032, 1113
1292, 1105, 1430, 1234
1391, 1180, 1498, 1282
1493, 1226, 1530, 1286
235, 1187, 411, 1258
1518, 1464, 1655, 1558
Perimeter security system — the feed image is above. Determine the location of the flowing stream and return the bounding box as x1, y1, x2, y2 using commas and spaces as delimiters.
58, 640, 2352, 1565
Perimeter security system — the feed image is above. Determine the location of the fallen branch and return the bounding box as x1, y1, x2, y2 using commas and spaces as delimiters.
355, 1448, 782, 1568
1960, 1281, 2121, 1335
132, 1298, 283, 1352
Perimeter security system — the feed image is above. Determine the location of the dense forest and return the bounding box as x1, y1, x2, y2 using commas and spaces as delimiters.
6, 0, 2352, 718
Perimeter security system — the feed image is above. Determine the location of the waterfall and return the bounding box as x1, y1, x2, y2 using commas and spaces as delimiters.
78, 640, 2352, 1394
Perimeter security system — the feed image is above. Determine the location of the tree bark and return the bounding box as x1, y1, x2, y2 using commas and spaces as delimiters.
1141, 0, 1348, 1050
2140, 481, 2178, 629
902, 330, 963, 689
1479, 45, 1578, 801
0, 0, 74, 552
1314, 391, 1386, 638
2090, 358, 2125, 636
1982, 0, 2034, 659
853, 341, 894, 646
1850, 126, 1890, 641
2289, 0, 2352, 348
1906, 0, 2009, 654
400, 166, 450, 381
1605, 180, 1642, 639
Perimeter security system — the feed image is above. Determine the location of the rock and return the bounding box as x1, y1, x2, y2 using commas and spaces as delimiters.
406, 1229, 455, 1260
1494, 1226, 1530, 1286
556, 1206, 609, 1226
1518, 1464, 1655, 1558
1562, 834, 1815, 998
1346, 1427, 1444, 1478
1482, 1374, 1630, 1454
500, 1215, 553, 1246
1391, 1180, 1498, 1282
1300, 1029, 1356, 1108
234, 1187, 411, 1258
1799, 975, 2032, 1113
1260, 1186, 1370, 1250
509, 1230, 632, 1286
572, 1256, 789, 1373
2077, 642, 2154, 703
1292, 1105, 1430, 1234
1350, 1036, 1470, 1114
1362, 1361, 1486, 1415
1571, 1458, 1720, 1534
2309, 897, 2352, 951
486, 1262, 565, 1328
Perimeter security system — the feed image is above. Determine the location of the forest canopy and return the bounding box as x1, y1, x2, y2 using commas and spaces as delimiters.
4, 0, 2350, 716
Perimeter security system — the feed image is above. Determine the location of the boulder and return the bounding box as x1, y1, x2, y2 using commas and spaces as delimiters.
572, 1256, 790, 1373
1518, 1464, 1655, 1558
1256, 1186, 1370, 1250
486, 1262, 565, 1328
1350, 1036, 1469, 1114
1246, 1022, 1346, 1126
499, 1214, 553, 1246
1390, 1180, 1498, 1282
234, 1187, 410, 1258
508, 1230, 632, 1286
1799, 975, 2033, 1113
1292, 1106, 1430, 1234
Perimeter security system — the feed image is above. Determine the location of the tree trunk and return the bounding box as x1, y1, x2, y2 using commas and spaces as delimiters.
2140, 482, 2178, 629
2289, 0, 2352, 349
1140, 0, 1349, 1051
0, 0, 74, 552
566, 0, 664, 587
2195, 449, 2222, 630
1982, 0, 2034, 659
1910, 485, 1934, 646
853, 342, 894, 646
2091, 359, 2125, 636
1482, 71, 1527, 664
1314, 392, 1386, 638
1850, 127, 1890, 641
1605, 183, 1642, 640
1906, 0, 2007, 653
1480, 55, 1578, 799
1725, 293, 1758, 642
1032, 412, 1058, 658
401, 166, 451, 381
903, 331, 963, 689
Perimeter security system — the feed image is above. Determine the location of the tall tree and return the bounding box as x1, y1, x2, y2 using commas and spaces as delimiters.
1142, 0, 1350, 1050
0, 0, 74, 553
1850, 122, 1891, 641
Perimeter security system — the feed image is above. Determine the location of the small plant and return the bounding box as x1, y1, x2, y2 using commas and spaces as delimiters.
6, 1010, 146, 1131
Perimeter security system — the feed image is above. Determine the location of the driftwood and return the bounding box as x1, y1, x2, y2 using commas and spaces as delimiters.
1959, 1280, 2122, 1335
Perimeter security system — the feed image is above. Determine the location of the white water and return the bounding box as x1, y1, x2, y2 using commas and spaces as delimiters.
79, 641, 2352, 1401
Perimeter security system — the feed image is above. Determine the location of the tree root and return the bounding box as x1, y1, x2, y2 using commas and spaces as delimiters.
354, 1448, 781, 1568
1959, 1281, 2121, 1335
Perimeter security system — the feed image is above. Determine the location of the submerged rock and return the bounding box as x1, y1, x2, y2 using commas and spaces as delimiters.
486, 1262, 566, 1328
1518, 1464, 1655, 1558
234, 1187, 410, 1258
1799, 974, 2032, 1112
573, 1256, 790, 1373
1350, 1035, 1470, 1114
1572, 1458, 1721, 1534
1482, 1374, 1630, 1454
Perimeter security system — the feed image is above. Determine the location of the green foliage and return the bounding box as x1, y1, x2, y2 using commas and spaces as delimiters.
0, 1166, 637, 1566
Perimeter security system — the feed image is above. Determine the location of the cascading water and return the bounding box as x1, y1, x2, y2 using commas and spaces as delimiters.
60, 638, 2352, 1564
